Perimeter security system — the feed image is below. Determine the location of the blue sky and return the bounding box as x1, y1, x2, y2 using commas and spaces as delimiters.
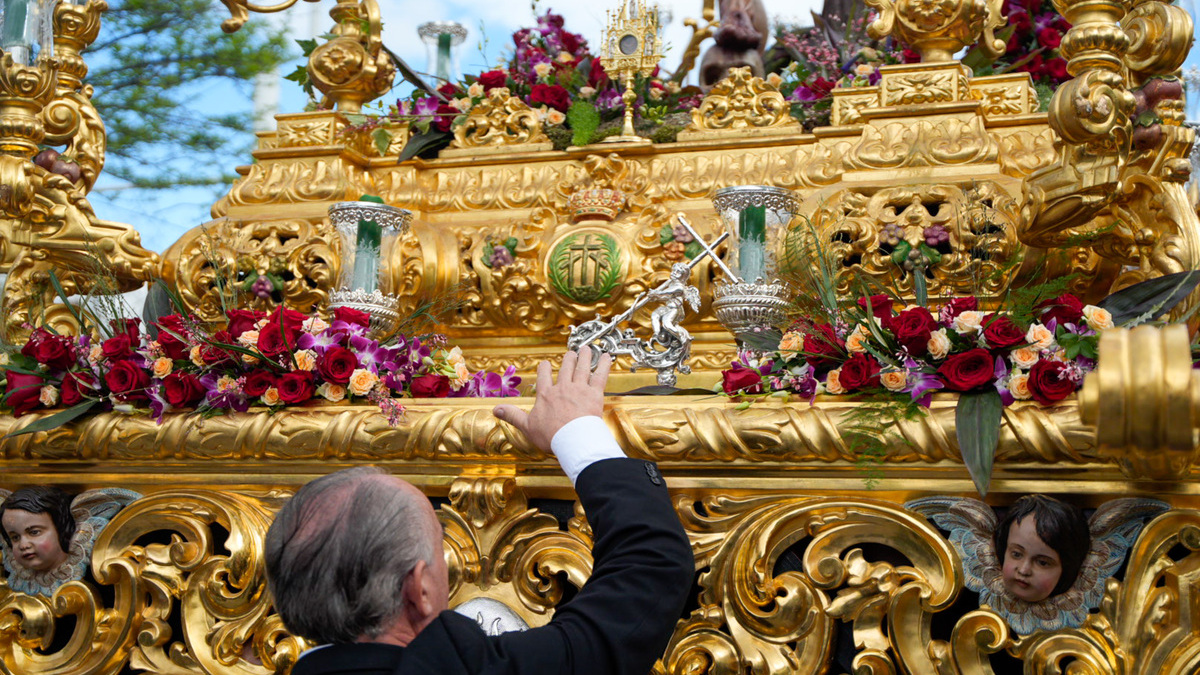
86, 0, 1199, 255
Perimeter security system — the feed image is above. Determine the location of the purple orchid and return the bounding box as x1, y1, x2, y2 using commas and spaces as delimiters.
200, 372, 249, 412
298, 329, 342, 354
413, 97, 440, 120
349, 333, 393, 373
147, 382, 170, 423
902, 357, 944, 406
993, 356, 1015, 406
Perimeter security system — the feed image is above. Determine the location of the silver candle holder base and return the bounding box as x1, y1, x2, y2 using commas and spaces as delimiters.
712, 279, 791, 337
329, 288, 402, 341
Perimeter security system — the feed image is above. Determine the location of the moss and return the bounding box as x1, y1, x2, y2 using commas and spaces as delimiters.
545, 125, 573, 151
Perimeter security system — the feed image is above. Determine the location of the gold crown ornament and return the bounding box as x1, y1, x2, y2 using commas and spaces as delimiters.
568, 187, 626, 222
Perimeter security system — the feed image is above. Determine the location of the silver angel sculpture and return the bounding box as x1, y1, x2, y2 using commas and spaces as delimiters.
1, 486, 141, 596
906, 495, 1168, 634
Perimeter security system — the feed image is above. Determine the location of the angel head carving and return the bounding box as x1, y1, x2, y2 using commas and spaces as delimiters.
1, 486, 75, 574
908, 495, 1168, 634
1, 486, 141, 596
994, 495, 1090, 603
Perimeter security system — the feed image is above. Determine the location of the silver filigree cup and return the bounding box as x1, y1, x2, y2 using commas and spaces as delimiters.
710, 186, 801, 337
328, 200, 413, 341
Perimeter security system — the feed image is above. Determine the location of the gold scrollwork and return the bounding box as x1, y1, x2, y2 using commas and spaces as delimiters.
679, 67, 799, 139
160, 217, 338, 323
866, 0, 1004, 63
446, 88, 552, 154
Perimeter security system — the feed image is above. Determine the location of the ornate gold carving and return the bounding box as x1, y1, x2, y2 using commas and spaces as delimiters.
1079, 324, 1200, 480
160, 217, 338, 323
805, 182, 1020, 301
1122, 1, 1193, 81
846, 117, 995, 169
879, 65, 971, 105
866, 0, 1005, 63
830, 89, 879, 126
969, 72, 1040, 116
444, 88, 552, 156
678, 67, 800, 140
0, 53, 58, 159
443, 474, 594, 627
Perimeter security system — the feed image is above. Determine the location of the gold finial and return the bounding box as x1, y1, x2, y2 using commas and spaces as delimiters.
599, 0, 662, 144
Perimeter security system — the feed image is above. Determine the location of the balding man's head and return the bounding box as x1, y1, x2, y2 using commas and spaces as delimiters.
265, 467, 441, 644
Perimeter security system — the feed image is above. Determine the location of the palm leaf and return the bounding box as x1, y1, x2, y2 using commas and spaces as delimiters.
5, 400, 100, 438
1097, 270, 1200, 326
956, 389, 1003, 496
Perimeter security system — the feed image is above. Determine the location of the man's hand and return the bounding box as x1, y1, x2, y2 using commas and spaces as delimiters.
493, 346, 612, 452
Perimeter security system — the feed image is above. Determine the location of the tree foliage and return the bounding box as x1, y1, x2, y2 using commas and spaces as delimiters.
86, 0, 293, 190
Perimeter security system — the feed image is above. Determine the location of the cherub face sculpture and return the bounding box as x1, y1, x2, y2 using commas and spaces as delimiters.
1000, 515, 1063, 603
2, 509, 68, 572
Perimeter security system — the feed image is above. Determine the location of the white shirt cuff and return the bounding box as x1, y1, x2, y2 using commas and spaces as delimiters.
550, 416, 626, 485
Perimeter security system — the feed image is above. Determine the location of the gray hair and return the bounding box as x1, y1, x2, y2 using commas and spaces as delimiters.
264, 466, 439, 644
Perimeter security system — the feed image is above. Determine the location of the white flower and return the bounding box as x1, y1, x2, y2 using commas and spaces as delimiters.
1082, 305, 1114, 330
39, 385, 59, 407
579, 86, 596, 98
534, 62, 553, 79
1025, 323, 1056, 351
927, 328, 952, 360
952, 310, 984, 335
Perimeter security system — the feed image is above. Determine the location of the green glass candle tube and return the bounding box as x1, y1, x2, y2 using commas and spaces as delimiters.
738, 205, 767, 281
351, 195, 385, 292
1, 0, 29, 50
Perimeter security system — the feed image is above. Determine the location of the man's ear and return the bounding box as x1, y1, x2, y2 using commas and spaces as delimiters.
403, 560, 437, 619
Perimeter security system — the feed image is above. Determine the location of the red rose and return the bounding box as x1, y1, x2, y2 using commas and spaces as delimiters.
529, 84, 571, 113
411, 373, 451, 398
156, 314, 191, 360
804, 323, 845, 371
242, 370, 277, 397
838, 352, 881, 391
226, 309, 265, 339
477, 70, 508, 92
110, 318, 140, 342
982, 314, 1027, 350
318, 347, 358, 385
1042, 57, 1068, 82
889, 307, 938, 356
940, 297, 979, 323
101, 334, 134, 360
1036, 27, 1062, 49
257, 306, 306, 358
560, 31, 582, 55
587, 57, 609, 88
277, 372, 315, 404
1027, 360, 1077, 405
433, 103, 458, 133
857, 294, 894, 319
104, 359, 151, 401
21, 328, 75, 370
332, 306, 371, 329
936, 348, 995, 392
162, 371, 204, 408
1037, 293, 1085, 327
61, 371, 95, 406
721, 367, 762, 394
437, 82, 460, 98
4, 371, 45, 416
810, 77, 837, 98
200, 330, 234, 366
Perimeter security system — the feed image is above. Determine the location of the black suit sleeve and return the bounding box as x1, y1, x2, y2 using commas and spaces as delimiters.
430, 457, 694, 675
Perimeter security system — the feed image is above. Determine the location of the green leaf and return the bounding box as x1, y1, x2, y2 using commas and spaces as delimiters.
371, 127, 393, 156
295, 38, 318, 56
342, 112, 368, 126
5, 400, 100, 438
956, 389, 1004, 496
398, 129, 451, 162
890, 240, 911, 266
914, 270, 928, 308
142, 280, 176, 339
738, 328, 784, 352
567, 100, 600, 146
1097, 270, 1200, 326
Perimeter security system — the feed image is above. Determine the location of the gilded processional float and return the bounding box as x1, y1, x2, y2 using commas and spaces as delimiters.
0, 0, 1198, 671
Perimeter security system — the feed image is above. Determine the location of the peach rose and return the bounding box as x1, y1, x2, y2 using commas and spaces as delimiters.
880, 370, 908, 392
579, 86, 596, 98
1082, 305, 1114, 331
1008, 372, 1032, 400
237, 329, 260, 348
778, 331, 804, 353
952, 310, 984, 335
317, 382, 346, 402
467, 82, 484, 98
39, 385, 59, 407
1025, 323, 1055, 350
1010, 347, 1039, 369
557, 51, 575, 63
152, 357, 173, 378
534, 62, 552, 79
241, 352, 259, 365
302, 317, 329, 333
546, 109, 566, 125
293, 349, 317, 372
261, 387, 282, 406
825, 368, 847, 394
927, 328, 952, 360
88, 344, 104, 365
845, 326, 869, 353
190, 345, 205, 367
766, 72, 783, 87
349, 368, 379, 396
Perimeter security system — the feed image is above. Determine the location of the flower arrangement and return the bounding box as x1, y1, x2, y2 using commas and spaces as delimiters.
1, 304, 520, 432
721, 292, 1106, 406
343, 10, 705, 158
719, 220, 1200, 494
